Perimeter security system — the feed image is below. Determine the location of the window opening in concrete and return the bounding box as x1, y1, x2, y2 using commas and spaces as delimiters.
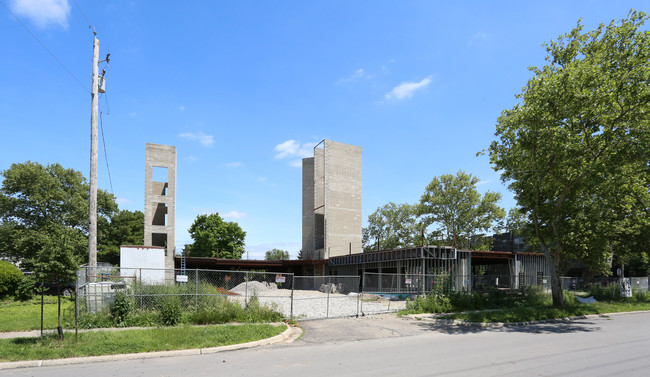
153, 166, 168, 182
152, 233, 168, 250
152, 203, 168, 226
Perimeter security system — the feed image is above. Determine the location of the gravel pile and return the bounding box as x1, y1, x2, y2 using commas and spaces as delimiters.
227, 285, 405, 319
229, 281, 277, 295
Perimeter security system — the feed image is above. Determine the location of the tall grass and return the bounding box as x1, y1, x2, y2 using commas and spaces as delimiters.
0, 324, 286, 362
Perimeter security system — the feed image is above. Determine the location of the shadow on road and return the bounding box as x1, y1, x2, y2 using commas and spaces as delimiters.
412, 319, 601, 335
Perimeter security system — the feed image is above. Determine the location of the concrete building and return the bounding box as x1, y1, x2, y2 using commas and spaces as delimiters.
302, 140, 362, 262
144, 143, 176, 270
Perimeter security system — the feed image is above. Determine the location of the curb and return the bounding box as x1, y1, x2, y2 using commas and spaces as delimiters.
405, 309, 650, 327
0, 323, 303, 370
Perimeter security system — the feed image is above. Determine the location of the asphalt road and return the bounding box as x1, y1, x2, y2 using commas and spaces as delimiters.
5, 312, 650, 376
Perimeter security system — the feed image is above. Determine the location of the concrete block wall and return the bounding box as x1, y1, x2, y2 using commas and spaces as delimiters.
302, 140, 362, 260
144, 143, 176, 270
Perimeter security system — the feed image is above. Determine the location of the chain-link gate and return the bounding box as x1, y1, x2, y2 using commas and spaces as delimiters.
292, 276, 361, 319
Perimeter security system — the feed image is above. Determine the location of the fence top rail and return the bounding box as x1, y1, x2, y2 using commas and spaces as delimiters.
294, 275, 360, 279
102, 267, 295, 276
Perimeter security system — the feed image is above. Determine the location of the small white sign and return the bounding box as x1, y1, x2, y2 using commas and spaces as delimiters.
405, 278, 412, 284
275, 275, 286, 283
176, 275, 189, 283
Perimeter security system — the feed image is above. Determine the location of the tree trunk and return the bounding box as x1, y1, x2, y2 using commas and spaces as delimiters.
57, 284, 64, 340
546, 250, 564, 307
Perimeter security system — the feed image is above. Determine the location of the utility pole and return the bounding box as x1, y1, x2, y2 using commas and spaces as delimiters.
89, 32, 99, 276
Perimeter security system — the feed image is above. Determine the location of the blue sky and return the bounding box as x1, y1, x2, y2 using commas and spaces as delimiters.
1, 1, 647, 259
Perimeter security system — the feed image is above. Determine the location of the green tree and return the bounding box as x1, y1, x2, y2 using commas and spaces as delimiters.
489, 11, 650, 306
0, 161, 117, 269
98, 210, 144, 265
184, 213, 246, 259
0, 260, 23, 299
264, 248, 290, 260
362, 202, 419, 252
418, 171, 505, 249
32, 223, 83, 339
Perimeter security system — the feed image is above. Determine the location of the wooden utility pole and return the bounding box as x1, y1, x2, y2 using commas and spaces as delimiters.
89, 33, 99, 273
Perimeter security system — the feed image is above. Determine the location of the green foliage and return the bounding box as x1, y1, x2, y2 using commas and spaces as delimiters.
418, 171, 505, 249
110, 292, 134, 325
405, 294, 452, 313
31, 224, 81, 286
98, 210, 144, 265
403, 286, 550, 315
184, 213, 246, 259
0, 324, 286, 362
363, 202, 419, 252
0, 261, 23, 299
0, 161, 117, 267
14, 274, 35, 301
158, 296, 183, 326
264, 248, 290, 260
489, 11, 650, 307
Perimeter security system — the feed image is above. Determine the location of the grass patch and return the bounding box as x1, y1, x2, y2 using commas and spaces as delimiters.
440, 301, 650, 323
0, 324, 285, 362
400, 286, 650, 323
0, 296, 74, 332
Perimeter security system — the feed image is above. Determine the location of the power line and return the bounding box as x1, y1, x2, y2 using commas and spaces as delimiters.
72, 0, 92, 30
99, 107, 114, 195
0, 0, 89, 94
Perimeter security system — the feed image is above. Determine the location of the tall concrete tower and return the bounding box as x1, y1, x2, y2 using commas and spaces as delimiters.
302, 140, 362, 260
144, 143, 176, 269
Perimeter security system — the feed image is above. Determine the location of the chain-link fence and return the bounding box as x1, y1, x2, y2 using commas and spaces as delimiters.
77, 266, 649, 321
292, 276, 361, 319
560, 276, 649, 293
78, 267, 296, 318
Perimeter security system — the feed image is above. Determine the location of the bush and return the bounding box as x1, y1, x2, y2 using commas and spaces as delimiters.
159, 297, 182, 326
405, 294, 452, 313
14, 274, 36, 301
0, 261, 23, 299
110, 292, 134, 325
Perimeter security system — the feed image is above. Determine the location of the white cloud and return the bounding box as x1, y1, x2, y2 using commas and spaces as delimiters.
179, 105, 185, 111
225, 162, 243, 168
385, 77, 432, 100
476, 180, 491, 186
185, 155, 198, 162
274, 140, 316, 160
335, 68, 368, 85
115, 197, 132, 205
222, 210, 246, 220
469, 31, 488, 45
178, 131, 214, 147
258, 177, 267, 182
289, 160, 303, 168
11, 0, 70, 28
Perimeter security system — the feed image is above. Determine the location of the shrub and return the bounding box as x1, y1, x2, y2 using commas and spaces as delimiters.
110, 292, 134, 325
0, 261, 23, 299
159, 296, 182, 326
14, 274, 36, 301
405, 294, 452, 313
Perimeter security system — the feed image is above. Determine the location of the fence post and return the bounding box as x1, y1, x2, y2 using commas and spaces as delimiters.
195, 268, 199, 311
139, 268, 143, 309
245, 271, 249, 307
326, 276, 331, 318
356, 276, 360, 317
290, 274, 294, 321
358, 269, 366, 317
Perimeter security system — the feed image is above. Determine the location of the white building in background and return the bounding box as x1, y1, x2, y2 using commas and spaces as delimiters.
120, 245, 166, 284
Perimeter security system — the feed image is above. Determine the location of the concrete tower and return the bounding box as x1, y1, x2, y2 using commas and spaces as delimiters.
144, 143, 176, 269
302, 140, 362, 260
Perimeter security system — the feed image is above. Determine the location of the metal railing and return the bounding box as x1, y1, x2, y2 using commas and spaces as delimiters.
76, 266, 648, 321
